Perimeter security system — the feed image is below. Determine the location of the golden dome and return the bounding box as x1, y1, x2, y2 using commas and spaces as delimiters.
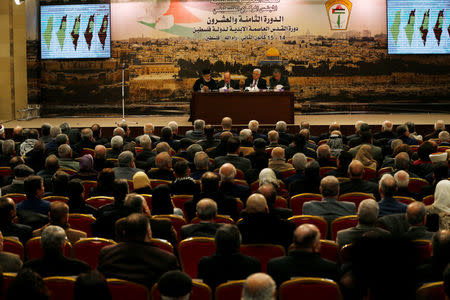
266, 47, 280, 57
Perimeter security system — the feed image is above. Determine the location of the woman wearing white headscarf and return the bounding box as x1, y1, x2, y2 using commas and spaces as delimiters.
426, 179, 450, 230
259, 168, 279, 188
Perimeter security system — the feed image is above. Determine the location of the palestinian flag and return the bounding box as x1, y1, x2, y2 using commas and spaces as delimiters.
332, 5, 345, 14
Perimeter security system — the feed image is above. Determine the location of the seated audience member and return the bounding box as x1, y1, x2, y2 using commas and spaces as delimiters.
268, 147, 292, 173
19, 128, 38, 156
267, 224, 339, 287
267, 130, 285, 149
118, 122, 134, 144
67, 179, 92, 214
198, 224, 260, 290
176, 138, 194, 161
325, 150, 353, 178
258, 183, 292, 219
36, 155, 60, 191
170, 161, 200, 196
395, 124, 418, 146
74, 270, 112, 300
40, 123, 52, 143
240, 129, 254, 148
405, 122, 422, 142
0, 140, 16, 167
349, 131, 383, 166
132, 171, 152, 194
91, 124, 108, 145
97, 213, 179, 288
289, 160, 321, 197
381, 140, 405, 167
93, 145, 110, 172
5, 268, 50, 300
43, 127, 61, 155
411, 141, 435, 177
394, 170, 419, 200
106, 135, 123, 159
135, 134, 154, 170
241, 273, 276, 300
25, 140, 46, 173
238, 193, 295, 249
403, 202, 434, 240
198, 125, 220, 151
113, 151, 143, 180
147, 152, 175, 181
47, 171, 70, 197
321, 123, 341, 142
285, 133, 317, 160
181, 199, 222, 239
327, 130, 344, 157
393, 151, 419, 178
424, 120, 445, 141
378, 174, 407, 217
186, 119, 206, 141
339, 160, 379, 198
438, 130, 450, 146
73, 154, 97, 181
426, 180, 450, 230
420, 161, 448, 198
158, 271, 193, 300
374, 120, 396, 141
151, 184, 183, 217
156, 126, 180, 152
190, 151, 209, 180
0, 197, 32, 244
0, 230, 22, 272
57, 144, 79, 171
17, 176, 50, 215
33, 201, 87, 245
283, 153, 306, 188
245, 138, 269, 168
337, 199, 390, 247
303, 176, 356, 224
209, 131, 233, 158
218, 163, 250, 201
417, 230, 450, 284
355, 144, 377, 170
186, 144, 203, 163
1, 164, 34, 195
90, 168, 115, 197
214, 137, 251, 172
72, 128, 97, 157
316, 144, 337, 167
347, 121, 367, 147
300, 128, 317, 150
276, 121, 293, 146
23, 225, 89, 277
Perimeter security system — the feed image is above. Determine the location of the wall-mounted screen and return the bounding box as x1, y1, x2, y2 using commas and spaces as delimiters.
40, 4, 111, 59
387, 0, 449, 54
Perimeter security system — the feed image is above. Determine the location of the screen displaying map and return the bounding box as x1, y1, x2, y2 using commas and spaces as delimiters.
41, 4, 111, 59
387, 0, 449, 54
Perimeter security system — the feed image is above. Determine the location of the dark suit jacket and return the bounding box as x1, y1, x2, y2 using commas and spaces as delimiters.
98, 241, 179, 288
377, 213, 410, 237
219, 182, 250, 202
217, 79, 240, 90
193, 78, 217, 91
185, 130, 206, 141
336, 224, 391, 247
378, 197, 407, 217
402, 226, 434, 241
214, 155, 251, 172
198, 252, 260, 290
23, 254, 90, 277
269, 76, 290, 90
289, 177, 321, 198
244, 77, 267, 90
0, 251, 22, 273
339, 179, 379, 199
170, 178, 200, 197
1, 179, 25, 194
181, 222, 223, 239
147, 168, 175, 181
285, 146, 317, 160
267, 250, 339, 286
302, 198, 356, 225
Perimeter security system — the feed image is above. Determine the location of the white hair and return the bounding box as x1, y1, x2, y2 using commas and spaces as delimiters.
292, 153, 307, 171
111, 135, 123, 149
242, 273, 276, 300
168, 121, 178, 132
439, 131, 450, 142
194, 119, 205, 131
140, 134, 152, 150
382, 120, 393, 132
435, 120, 445, 130
259, 168, 278, 187
58, 144, 72, 158
194, 151, 209, 170
358, 199, 379, 225
394, 170, 409, 188
248, 120, 259, 132
253, 68, 261, 74
275, 121, 287, 132
240, 129, 252, 141
355, 120, 365, 131
143, 123, 154, 134
267, 130, 279, 143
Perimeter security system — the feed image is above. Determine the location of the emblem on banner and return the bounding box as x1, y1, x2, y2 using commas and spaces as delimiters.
325, 0, 352, 30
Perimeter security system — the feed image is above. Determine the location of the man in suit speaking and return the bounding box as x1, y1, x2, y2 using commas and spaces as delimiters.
245, 68, 267, 91
217, 71, 240, 91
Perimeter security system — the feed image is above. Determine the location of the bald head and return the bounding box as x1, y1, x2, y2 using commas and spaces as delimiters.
394, 170, 409, 188
348, 160, 364, 179
219, 163, 236, 182
257, 183, 277, 209
406, 201, 426, 226
221, 117, 232, 130
94, 144, 106, 159
196, 198, 217, 221
155, 152, 172, 169
246, 193, 268, 214
270, 147, 285, 160
242, 273, 276, 300
394, 152, 410, 170
293, 224, 321, 252
317, 144, 331, 159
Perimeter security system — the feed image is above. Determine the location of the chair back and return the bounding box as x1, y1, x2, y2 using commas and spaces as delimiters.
330, 215, 358, 241
377, 166, 393, 177
363, 167, 377, 181
215, 280, 245, 300
2, 273, 16, 298
240, 244, 285, 273
152, 214, 187, 242
149, 179, 171, 189
135, 147, 143, 154
73, 237, 116, 269
318, 139, 329, 146
289, 193, 322, 215
320, 167, 337, 178
279, 278, 342, 300
233, 179, 249, 187
438, 146, 450, 152
44, 277, 76, 300
68, 214, 95, 238
393, 196, 416, 205
0, 167, 12, 177
250, 180, 260, 193
422, 195, 434, 206
288, 215, 328, 238
408, 178, 429, 194
416, 281, 445, 300
107, 278, 150, 300
236, 199, 244, 214
41, 196, 69, 203
82, 180, 97, 200
127, 180, 134, 192
3, 237, 24, 260
274, 196, 288, 208
140, 194, 152, 211
191, 215, 234, 224
339, 243, 353, 264
82, 148, 95, 156
178, 237, 216, 278
26, 237, 72, 261
60, 168, 77, 176
152, 281, 212, 300
3, 193, 27, 204
338, 192, 375, 210
85, 196, 114, 209
171, 195, 194, 212
319, 240, 339, 263
412, 239, 432, 265
150, 238, 174, 254
281, 168, 296, 179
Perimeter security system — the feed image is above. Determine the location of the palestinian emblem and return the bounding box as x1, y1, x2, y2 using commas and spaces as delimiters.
325, 0, 352, 30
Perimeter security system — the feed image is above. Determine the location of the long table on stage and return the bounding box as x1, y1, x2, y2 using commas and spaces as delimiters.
191, 91, 294, 124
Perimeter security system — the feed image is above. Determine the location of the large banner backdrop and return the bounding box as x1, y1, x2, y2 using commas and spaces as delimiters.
27, 0, 450, 115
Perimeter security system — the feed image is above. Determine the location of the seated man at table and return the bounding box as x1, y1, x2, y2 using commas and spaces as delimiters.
244, 68, 267, 91
269, 69, 290, 91
217, 71, 240, 91
193, 69, 217, 92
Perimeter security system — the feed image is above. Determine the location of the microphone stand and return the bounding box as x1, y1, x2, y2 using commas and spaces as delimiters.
116, 63, 137, 125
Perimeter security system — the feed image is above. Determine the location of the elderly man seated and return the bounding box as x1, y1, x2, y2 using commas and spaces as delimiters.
106, 135, 123, 159
147, 152, 174, 181
267, 130, 286, 149
242, 273, 276, 300
316, 144, 337, 167
181, 199, 222, 239
113, 151, 143, 180
403, 202, 434, 240
268, 147, 293, 173
218, 163, 250, 201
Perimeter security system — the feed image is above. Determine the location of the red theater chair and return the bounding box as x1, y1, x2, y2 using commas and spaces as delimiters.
191, 215, 234, 224
416, 281, 446, 300
149, 178, 171, 189
59, 168, 77, 176
320, 167, 337, 178
3, 237, 24, 260
0, 167, 12, 177
378, 166, 393, 177
338, 192, 375, 210
215, 280, 245, 300
289, 193, 322, 215
44, 277, 76, 300
68, 213, 96, 237
26, 237, 72, 261
279, 278, 342, 300
408, 178, 429, 194
178, 237, 216, 278
171, 194, 194, 212
85, 196, 114, 209
240, 244, 286, 273
423, 195, 434, 205
42, 196, 69, 203
288, 215, 328, 238
3, 193, 27, 204
281, 168, 296, 179
107, 278, 150, 300
2, 272, 16, 298
393, 196, 416, 205
412, 239, 432, 265
152, 280, 212, 300
319, 240, 339, 263
73, 237, 117, 269
363, 167, 377, 181
152, 214, 187, 242
151, 238, 174, 254
82, 180, 97, 200
275, 196, 288, 208
331, 215, 358, 241
140, 194, 152, 211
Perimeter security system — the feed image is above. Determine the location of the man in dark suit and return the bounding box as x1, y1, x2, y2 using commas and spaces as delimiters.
339, 160, 379, 199
193, 69, 217, 92
170, 161, 200, 197
268, 69, 290, 91
23, 225, 90, 277
403, 202, 434, 240
423, 120, 445, 141
185, 119, 206, 141
0, 230, 22, 272
238, 193, 295, 249
258, 184, 292, 219
113, 151, 144, 181
276, 121, 293, 146
0, 197, 33, 245
289, 160, 321, 197
134, 134, 155, 170
244, 68, 267, 90
337, 199, 390, 247
214, 137, 251, 172
267, 224, 339, 287
198, 125, 220, 151
283, 153, 306, 189
72, 128, 97, 158
218, 163, 250, 202
217, 71, 240, 90
197, 224, 260, 290
155, 127, 180, 152
181, 199, 222, 239
147, 152, 175, 181
393, 170, 420, 200
303, 176, 356, 225
98, 213, 179, 288
285, 133, 317, 160
378, 174, 407, 217
1, 164, 34, 195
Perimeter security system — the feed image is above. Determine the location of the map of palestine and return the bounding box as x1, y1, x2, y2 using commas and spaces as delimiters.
56, 15, 67, 50
84, 14, 95, 50
404, 10, 415, 46
419, 10, 429, 46
390, 10, 401, 45
98, 14, 109, 50
71, 15, 81, 50
43, 16, 54, 50
433, 9, 443, 46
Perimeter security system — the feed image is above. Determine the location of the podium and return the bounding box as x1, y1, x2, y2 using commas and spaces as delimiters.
191, 91, 294, 124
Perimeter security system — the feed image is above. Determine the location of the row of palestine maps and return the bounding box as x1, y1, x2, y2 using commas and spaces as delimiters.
40, 4, 111, 59
387, 0, 449, 54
